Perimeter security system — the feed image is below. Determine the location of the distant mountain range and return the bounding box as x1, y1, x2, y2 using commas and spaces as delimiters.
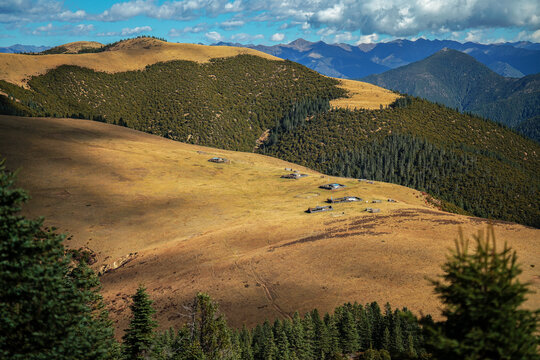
214, 38, 540, 79
0, 44, 50, 53
362, 49, 540, 141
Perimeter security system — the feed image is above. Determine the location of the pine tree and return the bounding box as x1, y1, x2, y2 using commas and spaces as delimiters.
301, 313, 315, 360
337, 306, 359, 355
357, 307, 372, 351
0, 161, 118, 360
427, 228, 540, 359
324, 313, 341, 359
390, 312, 404, 355
290, 312, 307, 360
187, 292, 237, 360
381, 327, 390, 351
311, 309, 330, 359
122, 285, 157, 360
274, 325, 291, 360
261, 320, 278, 360
239, 325, 254, 360
406, 333, 418, 359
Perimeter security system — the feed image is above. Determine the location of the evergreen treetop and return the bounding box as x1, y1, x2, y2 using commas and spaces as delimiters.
427, 227, 540, 359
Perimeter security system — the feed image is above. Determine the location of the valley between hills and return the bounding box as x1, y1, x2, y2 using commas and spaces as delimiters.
1, 114, 538, 336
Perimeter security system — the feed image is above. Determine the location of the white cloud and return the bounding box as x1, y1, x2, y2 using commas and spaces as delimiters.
315, 4, 345, 23
3, 0, 540, 43
168, 23, 208, 37
121, 25, 152, 36
530, 29, 540, 42
70, 23, 94, 35
271, 32, 285, 41
231, 33, 264, 42
333, 31, 355, 43
97, 31, 118, 37
356, 33, 379, 44
57, 9, 87, 21
224, 0, 243, 12
32, 23, 54, 35
516, 29, 540, 42
464, 29, 482, 42
95, 0, 246, 22
220, 19, 244, 29
29, 22, 94, 36
205, 31, 223, 42
97, 0, 155, 21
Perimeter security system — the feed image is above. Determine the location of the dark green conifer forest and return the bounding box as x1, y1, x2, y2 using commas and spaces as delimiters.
261, 98, 540, 227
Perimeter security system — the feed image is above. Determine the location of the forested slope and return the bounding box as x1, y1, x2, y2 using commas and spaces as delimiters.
0, 55, 344, 151
260, 97, 540, 227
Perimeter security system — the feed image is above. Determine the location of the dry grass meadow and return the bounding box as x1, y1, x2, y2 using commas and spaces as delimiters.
1, 115, 538, 336
330, 78, 401, 110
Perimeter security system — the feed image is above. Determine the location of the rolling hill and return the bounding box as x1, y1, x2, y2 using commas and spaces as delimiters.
0, 37, 280, 87
0, 39, 539, 227
41, 41, 104, 54
1, 114, 538, 335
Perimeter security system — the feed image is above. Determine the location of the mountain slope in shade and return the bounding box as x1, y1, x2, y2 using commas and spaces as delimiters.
215, 38, 540, 79
1, 115, 538, 334
362, 49, 540, 135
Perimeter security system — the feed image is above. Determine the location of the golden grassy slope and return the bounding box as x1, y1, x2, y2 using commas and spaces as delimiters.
0, 38, 280, 87
47, 41, 104, 54
330, 78, 400, 110
1, 115, 538, 335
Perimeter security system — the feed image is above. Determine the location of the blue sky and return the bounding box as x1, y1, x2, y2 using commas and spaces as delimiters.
1, 0, 539, 47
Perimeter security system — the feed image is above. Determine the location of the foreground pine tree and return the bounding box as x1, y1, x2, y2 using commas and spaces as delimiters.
0, 161, 118, 359
427, 227, 539, 359
123, 285, 158, 359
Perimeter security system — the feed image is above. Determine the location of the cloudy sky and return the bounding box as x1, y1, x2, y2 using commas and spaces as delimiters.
1, 0, 539, 47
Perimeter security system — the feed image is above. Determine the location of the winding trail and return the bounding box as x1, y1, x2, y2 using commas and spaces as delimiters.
249, 260, 291, 320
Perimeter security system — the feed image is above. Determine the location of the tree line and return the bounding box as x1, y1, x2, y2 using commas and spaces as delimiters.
261, 98, 540, 227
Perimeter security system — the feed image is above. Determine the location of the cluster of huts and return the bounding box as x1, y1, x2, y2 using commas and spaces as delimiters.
208, 157, 397, 216
281, 172, 398, 214
208, 157, 228, 163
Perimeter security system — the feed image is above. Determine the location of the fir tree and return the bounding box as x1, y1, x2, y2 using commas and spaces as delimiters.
427, 228, 540, 359
336, 306, 359, 355
324, 313, 341, 359
239, 325, 254, 360
122, 285, 158, 360
0, 161, 118, 360
187, 293, 237, 360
